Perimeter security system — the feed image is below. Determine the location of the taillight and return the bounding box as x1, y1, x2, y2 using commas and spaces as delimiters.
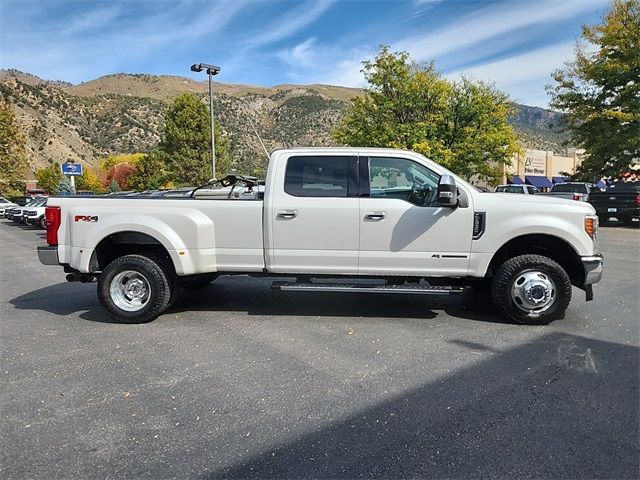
573, 193, 581, 201
45, 206, 61, 246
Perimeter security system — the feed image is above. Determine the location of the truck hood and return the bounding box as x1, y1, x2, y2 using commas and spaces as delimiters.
486, 193, 596, 214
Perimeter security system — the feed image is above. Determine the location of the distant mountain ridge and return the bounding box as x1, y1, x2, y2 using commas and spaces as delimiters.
0, 69, 569, 175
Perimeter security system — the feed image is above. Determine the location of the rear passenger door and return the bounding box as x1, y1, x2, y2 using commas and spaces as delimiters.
268, 154, 360, 274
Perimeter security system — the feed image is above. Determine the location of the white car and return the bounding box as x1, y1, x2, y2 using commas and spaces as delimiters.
38, 147, 602, 326
23, 197, 48, 229
0, 197, 18, 216
495, 184, 539, 195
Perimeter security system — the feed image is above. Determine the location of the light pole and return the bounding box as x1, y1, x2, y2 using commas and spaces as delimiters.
191, 63, 220, 180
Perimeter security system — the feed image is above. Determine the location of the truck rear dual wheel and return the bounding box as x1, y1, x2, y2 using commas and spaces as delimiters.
98, 254, 175, 323
491, 254, 572, 325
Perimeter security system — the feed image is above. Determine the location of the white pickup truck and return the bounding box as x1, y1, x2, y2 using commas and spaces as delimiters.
38, 148, 603, 325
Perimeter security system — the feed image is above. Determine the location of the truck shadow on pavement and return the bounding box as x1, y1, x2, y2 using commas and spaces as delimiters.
208, 332, 639, 479
10, 277, 509, 325
172, 277, 510, 324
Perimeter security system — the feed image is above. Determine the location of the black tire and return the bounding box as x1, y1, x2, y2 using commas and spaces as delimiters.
38, 216, 46, 230
491, 254, 572, 325
145, 252, 181, 309
98, 254, 173, 323
180, 273, 218, 290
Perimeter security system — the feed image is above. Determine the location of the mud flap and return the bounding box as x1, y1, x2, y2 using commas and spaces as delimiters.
585, 284, 593, 302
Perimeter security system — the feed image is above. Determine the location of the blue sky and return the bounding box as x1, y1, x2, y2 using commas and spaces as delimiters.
0, 0, 609, 107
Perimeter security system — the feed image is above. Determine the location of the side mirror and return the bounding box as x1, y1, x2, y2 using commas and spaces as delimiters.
438, 174, 458, 207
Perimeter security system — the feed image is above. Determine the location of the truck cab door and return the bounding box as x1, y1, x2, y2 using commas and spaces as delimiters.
266, 154, 359, 274
358, 155, 474, 277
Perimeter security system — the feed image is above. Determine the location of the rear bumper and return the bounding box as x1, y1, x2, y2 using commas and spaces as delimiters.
582, 254, 603, 285
38, 246, 59, 266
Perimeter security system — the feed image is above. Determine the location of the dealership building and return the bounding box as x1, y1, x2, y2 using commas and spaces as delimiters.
501, 148, 585, 190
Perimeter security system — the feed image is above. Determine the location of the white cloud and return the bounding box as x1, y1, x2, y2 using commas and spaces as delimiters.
397, 0, 608, 62
446, 41, 577, 106
282, 0, 606, 96
0, 0, 251, 82
280, 38, 319, 67
245, 0, 335, 49
61, 6, 122, 35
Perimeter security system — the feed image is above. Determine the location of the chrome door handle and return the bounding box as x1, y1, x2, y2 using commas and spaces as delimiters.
277, 209, 298, 220
365, 211, 386, 221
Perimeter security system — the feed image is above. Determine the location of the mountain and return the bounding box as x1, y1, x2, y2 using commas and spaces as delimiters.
0, 69, 569, 176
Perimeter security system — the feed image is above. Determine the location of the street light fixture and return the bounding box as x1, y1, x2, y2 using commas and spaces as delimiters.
191, 63, 221, 180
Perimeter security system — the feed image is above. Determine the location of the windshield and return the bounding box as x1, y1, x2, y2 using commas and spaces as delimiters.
496, 185, 524, 194
605, 182, 640, 192
551, 183, 588, 193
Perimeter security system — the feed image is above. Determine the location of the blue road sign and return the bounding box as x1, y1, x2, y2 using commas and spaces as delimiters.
61, 163, 83, 176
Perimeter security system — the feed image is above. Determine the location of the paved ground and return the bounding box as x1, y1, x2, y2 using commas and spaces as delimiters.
1, 219, 638, 479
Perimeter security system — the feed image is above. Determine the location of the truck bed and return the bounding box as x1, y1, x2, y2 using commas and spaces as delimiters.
51, 196, 266, 275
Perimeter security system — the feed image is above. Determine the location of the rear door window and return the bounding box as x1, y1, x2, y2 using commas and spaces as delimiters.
284, 156, 351, 197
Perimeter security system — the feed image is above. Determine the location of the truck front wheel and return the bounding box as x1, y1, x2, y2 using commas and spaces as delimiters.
98, 254, 173, 323
491, 254, 572, 325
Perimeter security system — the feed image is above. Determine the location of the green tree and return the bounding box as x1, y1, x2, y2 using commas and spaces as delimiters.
333, 47, 520, 184
36, 162, 63, 194
161, 92, 232, 185
108, 179, 121, 193
56, 176, 75, 195
0, 100, 30, 195
548, 0, 640, 179
128, 150, 172, 191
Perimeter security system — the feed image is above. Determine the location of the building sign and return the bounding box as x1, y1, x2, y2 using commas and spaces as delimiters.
61, 163, 83, 176
524, 156, 545, 175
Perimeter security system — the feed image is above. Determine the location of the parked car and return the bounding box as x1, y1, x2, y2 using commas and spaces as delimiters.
38, 147, 603, 326
495, 184, 539, 195
588, 181, 640, 226
0, 197, 18, 216
8, 197, 43, 222
538, 182, 593, 201
22, 197, 48, 229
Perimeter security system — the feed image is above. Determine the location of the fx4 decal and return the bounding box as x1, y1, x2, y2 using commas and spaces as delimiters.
74, 215, 98, 222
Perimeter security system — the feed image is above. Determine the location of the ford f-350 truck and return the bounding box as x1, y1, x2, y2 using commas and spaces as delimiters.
37, 148, 603, 325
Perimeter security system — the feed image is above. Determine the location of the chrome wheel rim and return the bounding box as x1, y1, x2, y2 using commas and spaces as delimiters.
511, 271, 556, 315
110, 270, 151, 312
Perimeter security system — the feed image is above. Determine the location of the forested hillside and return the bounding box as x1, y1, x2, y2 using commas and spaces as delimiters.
0, 69, 569, 176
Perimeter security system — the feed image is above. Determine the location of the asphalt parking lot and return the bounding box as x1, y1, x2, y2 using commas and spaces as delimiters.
1, 219, 638, 479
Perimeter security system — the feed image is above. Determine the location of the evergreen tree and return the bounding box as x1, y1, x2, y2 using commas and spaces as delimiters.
56, 176, 75, 195
548, 0, 640, 179
161, 92, 232, 185
108, 179, 121, 193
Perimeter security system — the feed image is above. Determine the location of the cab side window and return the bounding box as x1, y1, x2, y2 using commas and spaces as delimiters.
284, 156, 350, 197
369, 157, 440, 206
